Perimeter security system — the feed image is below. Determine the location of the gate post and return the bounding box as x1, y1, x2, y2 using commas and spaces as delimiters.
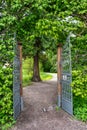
57, 44, 62, 107
18, 42, 23, 111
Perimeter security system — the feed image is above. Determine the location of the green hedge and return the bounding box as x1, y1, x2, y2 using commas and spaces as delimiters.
72, 68, 87, 121
0, 35, 14, 129
0, 67, 14, 129
72, 69, 87, 98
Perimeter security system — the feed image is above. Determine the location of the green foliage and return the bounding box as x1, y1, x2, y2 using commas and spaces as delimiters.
1, 0, 86, 58
22, 58, 33, 86
0, 35, 14, 129
71, 34, 87, 69
72, 69, 87, 98
40, 72, 52, 81
49, 54, 57, 73
70, 33, 87, 121
41, 56, 52, 72
40, 51, 57, 73
55, 106, 60, 111
74, 96, 87, 122
0, 67, 14, 129
71, 33, 87, 121
72, 69, 87, 122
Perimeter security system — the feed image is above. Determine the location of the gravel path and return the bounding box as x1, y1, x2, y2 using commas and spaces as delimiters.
11, 74, 87, 130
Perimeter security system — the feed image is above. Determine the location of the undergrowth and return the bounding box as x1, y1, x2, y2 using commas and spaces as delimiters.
73, 96, 87, 122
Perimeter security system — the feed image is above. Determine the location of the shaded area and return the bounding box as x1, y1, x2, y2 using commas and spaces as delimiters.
11, 74, 87, 130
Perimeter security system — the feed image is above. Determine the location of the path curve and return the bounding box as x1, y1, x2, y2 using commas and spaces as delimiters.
11, 74, 87, 130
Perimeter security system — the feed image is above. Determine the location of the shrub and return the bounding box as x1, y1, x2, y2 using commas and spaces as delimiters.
72, 69, 87, 98
72, 68, 87, 121
73, 96, 87, 121
0, 67, 14, 129
0, 35, 15, 129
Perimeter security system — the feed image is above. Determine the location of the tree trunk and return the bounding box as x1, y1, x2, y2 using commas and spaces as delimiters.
32, 38, 41, 82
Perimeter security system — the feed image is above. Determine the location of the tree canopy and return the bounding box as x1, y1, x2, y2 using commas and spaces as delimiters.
1, 0, 87, 46
0, 0, 87, 80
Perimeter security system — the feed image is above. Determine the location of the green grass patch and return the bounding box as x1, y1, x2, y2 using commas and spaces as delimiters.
23, 72, 53, 87
23, 74, 32, 87
40, 72, 52, 81
22, 58, 33, 87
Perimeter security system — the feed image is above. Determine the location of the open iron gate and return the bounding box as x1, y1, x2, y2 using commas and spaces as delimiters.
61, 41, 73, 115
13, 39, 21, 119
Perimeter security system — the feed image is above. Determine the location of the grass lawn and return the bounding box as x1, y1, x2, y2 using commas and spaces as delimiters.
23, 71, 53, 87
40, 72, 52, 81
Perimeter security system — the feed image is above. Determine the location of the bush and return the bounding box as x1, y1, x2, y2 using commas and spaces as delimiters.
72, 69, 87, 98
0, 67, 14, 129
73, 96, 87, 121
72, 68, 87, 121
40, 52, 57, 73
42, 59, 52, 72
0, 35, 15, 129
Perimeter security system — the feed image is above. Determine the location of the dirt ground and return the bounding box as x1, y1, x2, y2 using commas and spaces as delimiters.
11, 74, 87, 130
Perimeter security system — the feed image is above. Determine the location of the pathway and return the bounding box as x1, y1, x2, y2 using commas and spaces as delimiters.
11, 74, 87, 130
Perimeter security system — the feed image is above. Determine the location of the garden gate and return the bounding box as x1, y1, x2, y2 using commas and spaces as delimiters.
58, 41, 73, 115
13, 35, 23, 119
61, 41, 73, 115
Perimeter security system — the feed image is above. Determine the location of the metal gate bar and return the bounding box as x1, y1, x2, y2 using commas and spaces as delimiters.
13, 37, 21, 119
61, 41, 73, 115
